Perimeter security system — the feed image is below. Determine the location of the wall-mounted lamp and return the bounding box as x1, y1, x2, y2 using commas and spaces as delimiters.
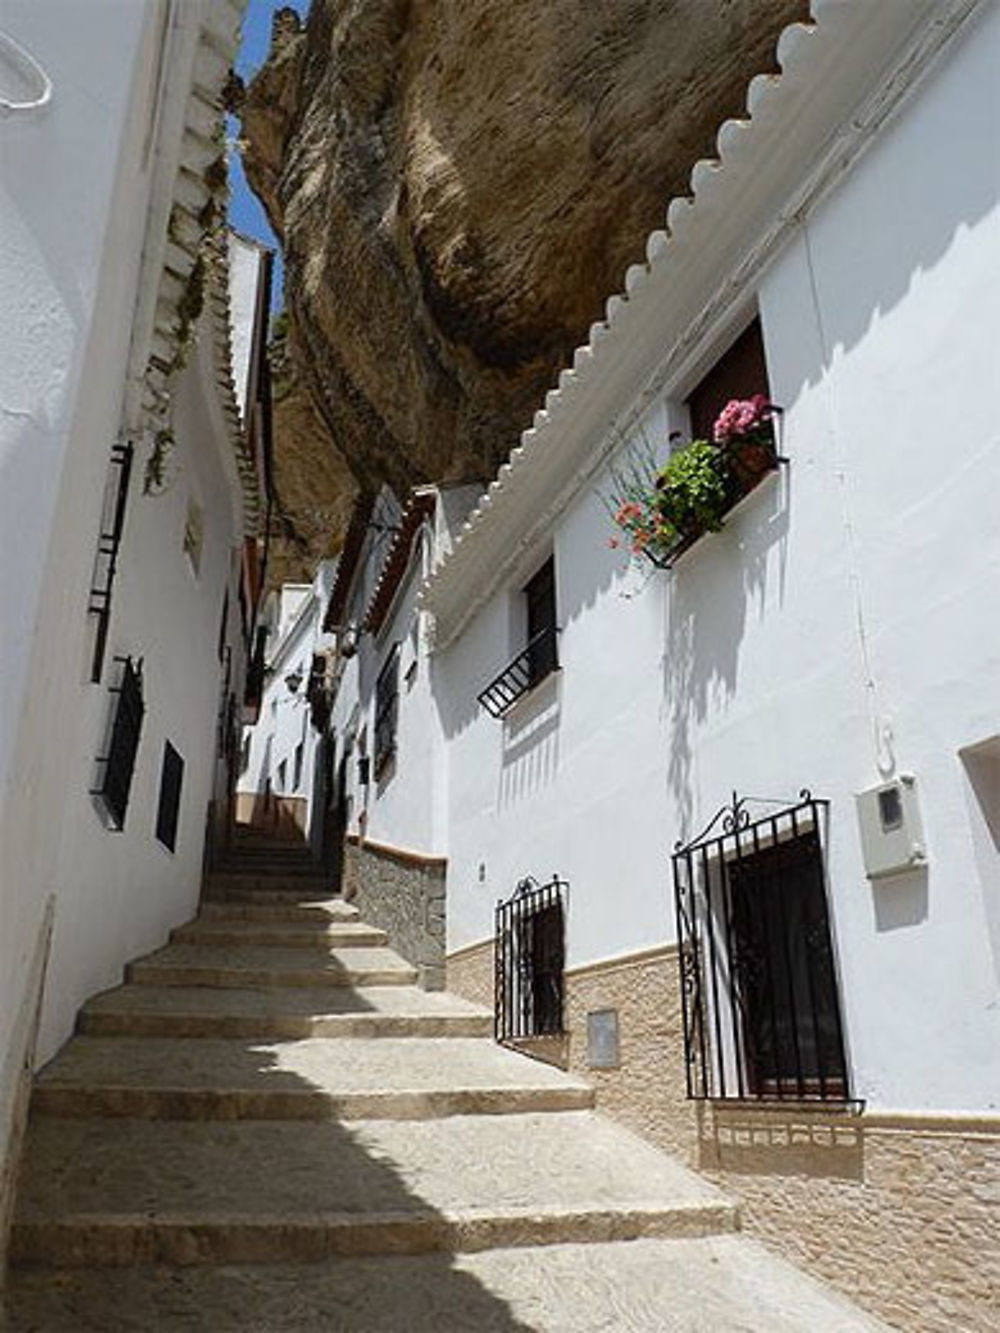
284, 669, 303, 694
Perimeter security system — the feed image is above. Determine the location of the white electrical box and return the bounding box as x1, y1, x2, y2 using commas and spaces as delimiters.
855, 774, 926, 881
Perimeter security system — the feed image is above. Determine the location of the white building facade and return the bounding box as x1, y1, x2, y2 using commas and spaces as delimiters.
0, 0, 269, 1267
327, 3, 999, 1328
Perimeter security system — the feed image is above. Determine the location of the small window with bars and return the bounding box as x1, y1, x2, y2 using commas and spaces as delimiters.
495, 875, 567, 1043
91, 655, 145, 830
155, 741, 184, 852
374, 644, 400, 779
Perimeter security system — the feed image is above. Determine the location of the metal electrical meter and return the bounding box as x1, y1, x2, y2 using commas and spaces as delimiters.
854, 774, 927, 880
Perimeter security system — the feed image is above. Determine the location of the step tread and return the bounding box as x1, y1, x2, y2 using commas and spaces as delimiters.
131, 942, 416, 978
173, 920, 387, 946
82, 984, 490, 1023
14, 1111, 727, 1222
34, 1036, 592, 1100
2, 1236, 892, 1331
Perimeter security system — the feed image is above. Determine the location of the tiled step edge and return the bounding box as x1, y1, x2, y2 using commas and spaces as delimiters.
126, 963, 418, 989
30, 1084, 596, 1122
11, 1199, 736, 1266
77, 1010, 494, 1040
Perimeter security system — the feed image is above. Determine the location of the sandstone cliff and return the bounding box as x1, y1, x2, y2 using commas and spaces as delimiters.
241, 0, 808, 572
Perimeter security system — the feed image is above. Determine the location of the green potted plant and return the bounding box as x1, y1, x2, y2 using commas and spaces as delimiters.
653, 439, 729, 537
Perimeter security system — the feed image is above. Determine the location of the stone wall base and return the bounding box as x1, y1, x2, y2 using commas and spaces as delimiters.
447, 937, 1000, 1333
344, 838, 446, 990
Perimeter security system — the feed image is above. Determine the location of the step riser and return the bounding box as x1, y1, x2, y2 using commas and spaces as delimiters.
30, 1086, 595, 1122
171, 927, 387, 948
203, 889, 342, 905
11, 1202, 736, 1267
127, 965, 417, 989
199, 902, 358, 923
78, 1012, 494, 1040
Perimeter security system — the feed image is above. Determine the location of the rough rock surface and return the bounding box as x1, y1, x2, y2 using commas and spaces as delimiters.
241, 0, 809, 566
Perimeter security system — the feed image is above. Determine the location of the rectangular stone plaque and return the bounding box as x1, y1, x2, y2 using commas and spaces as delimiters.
586, 1008, 620, 1069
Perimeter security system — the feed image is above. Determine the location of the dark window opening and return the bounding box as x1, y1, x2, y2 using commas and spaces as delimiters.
155, 740, 184, 852
686, 316, 771, 444
477, 557, 560, 718
524, 557, 558, 686
217, 589, 229, 664
374, 644, 400, 778
91, 655, 144, 830
495, 875, 567, 1043
277, 759, 287, 792
293, 741, 304, 791
672, 792, 850, 1103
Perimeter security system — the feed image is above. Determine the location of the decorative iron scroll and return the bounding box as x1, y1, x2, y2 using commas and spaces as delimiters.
671, 792, 853, 1104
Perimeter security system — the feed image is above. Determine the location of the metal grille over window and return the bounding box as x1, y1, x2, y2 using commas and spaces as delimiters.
155, 741, 184, 852
495, 875, 568, 1043
374, 643, 400, 777
671, 791, 851, 1104
91, 656, 144, 830
87, 440, 134, 683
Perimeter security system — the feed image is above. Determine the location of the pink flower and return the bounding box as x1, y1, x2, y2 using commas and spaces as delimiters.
713, 395, 773, 442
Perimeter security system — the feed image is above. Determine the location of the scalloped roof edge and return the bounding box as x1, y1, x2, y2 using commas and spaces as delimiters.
418, 0, 984, 649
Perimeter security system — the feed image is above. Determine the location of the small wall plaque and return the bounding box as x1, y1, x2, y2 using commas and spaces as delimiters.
586, 1009, 620, 1069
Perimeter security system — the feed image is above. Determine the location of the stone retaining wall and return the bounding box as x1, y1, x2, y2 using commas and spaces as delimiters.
447, 937, 1000, 1333
344, 837, 446, 990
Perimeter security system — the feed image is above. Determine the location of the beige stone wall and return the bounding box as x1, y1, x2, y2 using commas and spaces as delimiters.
345, 839, 446, 990
446, 938, 1000, 1333
446, 938, 495, 1011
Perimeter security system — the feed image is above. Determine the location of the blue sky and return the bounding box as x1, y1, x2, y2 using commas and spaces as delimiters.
227, 0, 310, 309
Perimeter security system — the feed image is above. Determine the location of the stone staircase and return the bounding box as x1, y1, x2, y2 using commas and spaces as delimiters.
3, 832, 889, 1331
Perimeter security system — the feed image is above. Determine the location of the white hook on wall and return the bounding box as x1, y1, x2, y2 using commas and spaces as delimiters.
0, 30, 52, 116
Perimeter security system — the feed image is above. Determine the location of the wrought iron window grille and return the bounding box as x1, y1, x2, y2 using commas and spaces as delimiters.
90, 655, 145, 831
477, 624, 560, 719
87, 440, 134, 683
495, 874, 568, 1044
671, 790, 854, 1106
374, 643, 400, 777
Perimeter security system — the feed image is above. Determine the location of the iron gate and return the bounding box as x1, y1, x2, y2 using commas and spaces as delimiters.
495, 875, 567, 1043
672, 791, 850, 1103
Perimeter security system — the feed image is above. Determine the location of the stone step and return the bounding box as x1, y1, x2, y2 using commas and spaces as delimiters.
2, 1237, 891, 1330
126, 942, 417, 990
79, 984, 493, 1040
202, 884, 344, 905
11, 1111, 735, 1266
198, 898, 359, 923
31, 1036, 595, 1121
206, 871, 333, 893
171, 919, 388, 949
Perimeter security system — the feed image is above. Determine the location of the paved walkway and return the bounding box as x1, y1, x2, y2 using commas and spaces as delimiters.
3, 835, 890, 1330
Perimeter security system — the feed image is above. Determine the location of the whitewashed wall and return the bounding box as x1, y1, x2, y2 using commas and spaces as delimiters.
0, 0, 164, 1158
34, 326, 249, 1061
439, 7, 1000, 1113
238, 570, 336, 832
